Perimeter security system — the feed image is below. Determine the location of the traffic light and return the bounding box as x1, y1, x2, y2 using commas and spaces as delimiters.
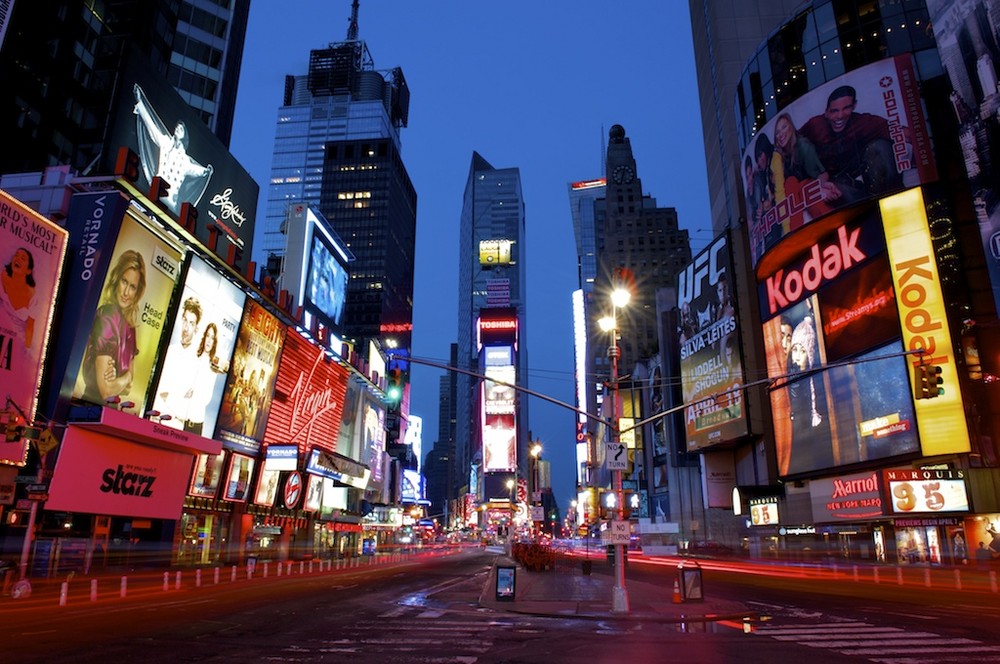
914, 363, 945, 400
386, 368, 403, 403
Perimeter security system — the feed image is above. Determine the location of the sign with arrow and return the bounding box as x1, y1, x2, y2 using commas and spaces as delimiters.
606, 442, 627, 470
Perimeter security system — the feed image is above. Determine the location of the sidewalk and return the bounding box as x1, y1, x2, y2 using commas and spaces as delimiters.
477, 553, 753, 623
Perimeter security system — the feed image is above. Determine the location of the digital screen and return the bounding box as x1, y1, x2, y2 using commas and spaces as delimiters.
151, 254, 246, 437
304, 227, 348, 332
482, 412, 516, 472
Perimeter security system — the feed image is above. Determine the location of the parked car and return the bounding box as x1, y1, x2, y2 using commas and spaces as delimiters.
687, 540, 735, 556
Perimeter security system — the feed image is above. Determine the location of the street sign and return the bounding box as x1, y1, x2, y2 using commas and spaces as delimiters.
607, 520, 630, 545
605, 442, 627, 470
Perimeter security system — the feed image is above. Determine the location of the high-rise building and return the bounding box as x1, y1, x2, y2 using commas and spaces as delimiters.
456, 152, 529, 505
255, 3, 414, 358
0, 0, 249, 175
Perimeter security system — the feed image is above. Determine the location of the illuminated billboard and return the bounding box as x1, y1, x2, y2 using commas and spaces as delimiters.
71, 212, 182, 413
743, 55, 935, 267
215, 300, 286, 454
677, 232, 748, 450
477, 307, 517, 350
0, 189, 68, 459
881, 188, 970, 456
189, 450, 227, 499
884, 468, 969, 514
152, 254, 246, 436
479, 239, 514, 267
222, 452, 255, 502
483, 346, 515, 416
281, 205, 351, 339
362, 395, 386, 487
103, 46, 258, 272
262, 331, 348, 453
482, 412, 516, 472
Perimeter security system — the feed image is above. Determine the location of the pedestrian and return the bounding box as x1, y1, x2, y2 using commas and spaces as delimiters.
975, 541, 993, 569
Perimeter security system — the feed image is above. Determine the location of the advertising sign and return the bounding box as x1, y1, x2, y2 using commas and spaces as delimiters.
362, 396, 386, 486
303, 473, 323, 512
46, 427, 194, 520
0, 190, 68, 445
884, 468, 969, 514
189, 450, 227, 499
927, 0, 1000, 313
809, 471, 884, 521
151, 254, 245, 436
479, 239, 514, 267
477, 307, 517, 350
222, 452, 255, 502
262, 332, 348, 452
254, 467, 280, 507
71, 213, 182, 413
880, 188, 970, 456
104, 47, 258, 272
215, 300, 286, 454
482, 412, 516, 472
743, 55, 935, 266
749, 497, 780, 526
677, 233, 747, 450
483, 348, 516, 416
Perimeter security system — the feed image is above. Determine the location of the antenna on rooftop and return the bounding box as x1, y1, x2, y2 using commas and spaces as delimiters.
347, 0, 360, 41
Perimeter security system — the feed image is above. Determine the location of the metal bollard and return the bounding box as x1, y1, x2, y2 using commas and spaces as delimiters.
263, 562, 269, 578
120, 576, 128, 599
163, 572, 170, 591
231, 565, 237, 582
873, 568, 880, 584
990, 571, 998, 593
60, 582, 68, 606
309, 560, 314, 574
299, 561, 304, 575
924, 567, 931, 587
897, 567, 904, 585
276, 562, 282, 577
954, 568, 962, 591
852, 565, 859, 581
175, 571, 182, 590
288, 562, 294, 575
214, 567, 220, 585
196, 568, 202, 588
91, 579, 98, 602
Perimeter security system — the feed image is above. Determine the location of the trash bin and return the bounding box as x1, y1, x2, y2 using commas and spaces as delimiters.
677, 560, 703, 602
495, 565, 516, 601
246, 556, 257, 575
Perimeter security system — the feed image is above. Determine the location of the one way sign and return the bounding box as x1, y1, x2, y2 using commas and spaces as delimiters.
606, 442, 627, 470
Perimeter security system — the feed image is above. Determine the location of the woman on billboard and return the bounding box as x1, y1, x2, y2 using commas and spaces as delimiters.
0, 247, 38, 353
80, 250, 147, 403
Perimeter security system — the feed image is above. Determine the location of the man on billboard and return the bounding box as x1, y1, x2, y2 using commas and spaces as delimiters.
799, 85, 903, 204
156, 296, 212, 434
133, 84, 214, 214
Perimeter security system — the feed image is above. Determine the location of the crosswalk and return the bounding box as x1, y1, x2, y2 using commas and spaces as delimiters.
276, 605, 533, 663
753, 619, 1000, 662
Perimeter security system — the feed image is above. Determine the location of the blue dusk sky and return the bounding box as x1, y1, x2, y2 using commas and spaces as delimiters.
229, 1, 714, 510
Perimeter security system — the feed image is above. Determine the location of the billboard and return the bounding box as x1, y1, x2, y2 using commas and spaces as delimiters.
104, 46, 258, 272
151, 254, 246, 436
189, 450, 227, 499
808, 470, 884, 522
482, 412, 516, 472
881, 188, 970, 456
477, 307, 517, 350
483, 346, 515, 415
222, 452, 255, 502
927, 0, 1000, 313
362, 395, 386, 487
281, 205, 350, 338
884, 468, 969, 514
71, 213, 182, 413
0, 190, 68, 435
479, 239, 514, 267
743, 55, 935, 266
677, 233, 748, 450
215, 300, 286, 454
262, 332, 349, 452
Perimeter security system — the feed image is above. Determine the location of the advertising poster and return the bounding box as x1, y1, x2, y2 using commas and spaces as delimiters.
152, 254, 246, 436
362, 396, 386, 487
254, 467, 280, 507
677, 233, 748, 451
222, 452, 255, 502
927, 0, 1000, 313
103, 46, 258, 273
0, 190, 68, 433
743, 55, 935, 266
71, 213, 181, 413
189, 450, 227, 499
482, 412, 516, 472
262, 332, 348, 451
304, 227, 349, 333
215, 300, 286, 454
303, 473, 323, 512
336, 380, 361, 459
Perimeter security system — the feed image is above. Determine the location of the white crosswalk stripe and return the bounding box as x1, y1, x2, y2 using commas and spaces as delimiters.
755, 619, 999, 661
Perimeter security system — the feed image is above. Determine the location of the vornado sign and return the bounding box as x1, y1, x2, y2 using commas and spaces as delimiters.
880, 188, 969, 456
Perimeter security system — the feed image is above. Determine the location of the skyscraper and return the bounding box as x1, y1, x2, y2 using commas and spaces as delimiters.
456, 152, 529, 502
0, 0, 249, 175
255, 3, 414, 357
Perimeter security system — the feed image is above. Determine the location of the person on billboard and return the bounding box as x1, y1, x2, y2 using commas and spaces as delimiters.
133, 84, 214, 214
81, 250, 147, 403
0, 247, 38, 353
156, 296, 210, 433
772, 112, 837, 229
753, 132, 785, 246
798, 85, 904, 204
787, 314, 832, 468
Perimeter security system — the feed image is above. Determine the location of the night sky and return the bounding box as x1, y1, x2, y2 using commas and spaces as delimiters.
229, 1, 714, 509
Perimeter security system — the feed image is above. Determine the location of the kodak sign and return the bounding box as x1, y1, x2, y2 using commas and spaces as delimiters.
880, 188, 969, 456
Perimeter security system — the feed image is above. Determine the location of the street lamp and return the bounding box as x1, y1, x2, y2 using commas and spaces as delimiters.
505, 478, 515, 556
530, 443, 542, 536
598, 285, 631, 614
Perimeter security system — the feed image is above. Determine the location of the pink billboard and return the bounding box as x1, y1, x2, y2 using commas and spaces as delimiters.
46, 427, 195, 520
